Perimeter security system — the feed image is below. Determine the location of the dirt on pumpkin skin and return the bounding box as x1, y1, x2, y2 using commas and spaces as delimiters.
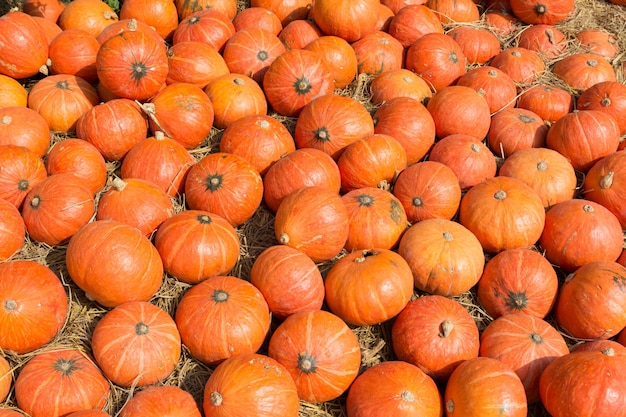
1, 0, 626, 417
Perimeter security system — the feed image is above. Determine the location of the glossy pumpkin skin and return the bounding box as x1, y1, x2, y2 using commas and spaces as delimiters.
577, 80, 626, 136
205, 74, 268, 129
351, 30, 405, 76
203, 353, 300, 417
46, 138, 108, 194
369, 68, 433, 105
554, 260, 626, 340
154, 210, 240, 284
0, 106, 50, 158
517, 24, 566, 59
426, 0, 480, 23
539, 199, 623, 272
311, 0, 379, 42
66, 220, 164, 308
58, 0, 118, 38
346, 361, 443, 417
165, 41, 230, 88
267, 310, 362, 403
0, 11, 48, 79
262, 49, 335, 117
509, 0, 574, 25
120, 385, 201, 417
477, 249, 558, 319
0, 197, 25, 261
517, 84, 573, 124
0, 145, 47, 209
14, 348, 110, 417
184, 152, 264, 227
0, 260, 68, 354
325, 249, 414, 326
487, 107, 548, 157
175, 0, 238, 21
96, 18, 164, 46
392, 295, 480, 383
91, 301, 181, 387
22, 173, 96, 246
175, 275, 271, 366
539, 346, 626, 417
274, 186, 349, 263
444, 356, 528, 417
398, 219, 485, 297
459, 176, 546, 253
426, 86, 491, 141
583, 150, 626, 228
263, 148, 341, 214
479, 314, 569, 403
304, 35, 358, 89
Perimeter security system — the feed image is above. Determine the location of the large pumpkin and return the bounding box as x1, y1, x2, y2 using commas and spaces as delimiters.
552, 53, 617, 92
0, 11, 48, 79
0, 260, 68, 354
0, 197, 26, 261
311, 0, 379, 42
65, 220, 164, 308
175, 275, 270, 365
351, 30, 405, 76
490, 46, 545, 86
267, 309, 362, 403
119, 385, 202, 417
387, 5, 443, 48
91, 301, 181, 387
119, 0, 179, 41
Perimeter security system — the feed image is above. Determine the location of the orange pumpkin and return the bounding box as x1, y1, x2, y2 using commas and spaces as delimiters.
267, 310, 361, 402
517, 84, 573, 124
58, 0, 118, 37
351, 30, 405, 75
509, 0, 574, 25
448, 26, 501, 65
119, 385, 201, 417
205, 74, 268, 129
456, 66, 517, 114
552, 53, 617, 92
175, 0, 237, 21
0, 106, 50, 158
119, 0, 179, 41
0, 75, 28, 108
96, 18, 164, 46
46, 138, 108, 194
369, 68, 433, 105
577, 80, 626, 136
250, 0, 311, 26
490, 46, 545, 86
173, 9, 235, 51
47, 28, 100, 83
0, 145, 47, 209
304, 35, 358, 89
232, 7, 282, 35
0, 354, 11, 403
426, 85, 491, 140
278, 19, 323, 50
576, 29, 620, 59
175, 275, 271, 365
487, 107, 548, 157
23, 0, 65, 22
0, 260, 68, 354
387, 5, 443, 48
165, 41, 230, 88
0, 197, 25, 261
311, 0, 379, 42
583, 150, 626, 228
0, 11, 49, 79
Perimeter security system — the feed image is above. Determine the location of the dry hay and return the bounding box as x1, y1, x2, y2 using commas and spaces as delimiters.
2, 0, 626, 416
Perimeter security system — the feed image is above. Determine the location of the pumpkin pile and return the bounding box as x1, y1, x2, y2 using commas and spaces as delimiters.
1, 0, 626, 416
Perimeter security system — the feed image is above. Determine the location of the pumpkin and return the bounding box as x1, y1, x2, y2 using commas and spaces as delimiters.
311, 0, 379, 42
250, 0, 311, 26
57, 0, 118, 38
479, 314, 569, 403
405, 33, 467, 92
262, 148, 341, 213
33, 15, 63, 45
387, 5, 443, 48
397, 219, 485, 296
341, 187, 407, 251
91, 301, 181, 387
0, 106, 50, 158
165, 41, 230, 88
175, 0, 238, 21
45, 138, 108, 194
476, 248, 559, 319
517, 84, 573, 124
489, 46, 545, 86
28, 74, 100, 133
0, 11, 48, 79
119, 0, 179, 41
119, 385, 202, 417
120, 131, 195, 197
173, 9, 235, 51
338, 134, 407, 192
96, 17, 164, 46
426, 85, 491, 140
381, 0, 426, 13
0, 260, 68, 354
262, 49, 334, 117
545, 109, 620, 172
444, 356, 528, 417
552, 53, 617, 92
539, 346, 626, 417
575, 339, 626, 353
222, 27, 286, 85
583, 150, 626, 228
0, 197, 25, 261
278, 19, 323, 50
393, 160, 462, 222
21, 173, 95, 246
65, 412, 111, 417
456, 66, 517, 114
517, 24, 566, 59
14, 348, 110, 417
295, 93, 375, 160
249, 245, 325, 320
76, 98, 148, 161
66, 220, 164, 308
47, 28, 100, 83
576, 29, 620, 59
274, 186, 349, 263
0, 354, 11, 403
577, 80, 626, 136
426, 0, 480, 23
304, 35, 358, 89
509, 0, 574, 25
96, 29, 168, 101
203, 353, 300, 417
346, 361, 442, 417
484, 9, 519, 36
369, 68, 433, 105
23, 0, 65, 22
144, 82, 214, 150
0, 145, 47, 209
372, 96, 436, 165
487, 107, 548, 157
154, 210, 240, 284
447, 26, 501, 65
219, 114, 296, 177
351, 30, 405, 75
325, 249, 414, 326
554, 260, 626, 340
205, 74, 268, 129
232, 7, 282, 35
175, 275, 271, 365
267, 309, 362, 402
428, 134, 497, 190
96, 177, 173, 236
539, 199, 623, 272
184, 152, 263, 227
391, 295, 480, 382
459, 176, 546, 253
0, 75, 28, 108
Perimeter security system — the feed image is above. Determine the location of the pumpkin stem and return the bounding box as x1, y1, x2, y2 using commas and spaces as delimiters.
601, 95, 612, 107
205, 174, 223, 192
259, 119, 270, 129
17, 179, 29, 191
137, 101, 173, 139
279, 232, 290, 244
401, 390, 415, 403
103, 10, 118, 20
355, 249, 377, 263
494, 190, 507, 200
210, 391, 223, 406
1, 116, 10, 125
600, 172, 614, 189
537, 161, 548, 172
154, 131, 166, 141
212, 289, 229, 303
313, 127, 330, 143
587, 59, 598, 67
412, 196, 423, 207
470, 143, 481, 153
545, 29, 556, 45
442, 231, 454, 241
293, 76, 312, 95
602, 347, 615, 357
297, 351, 318, 374
135, 322, 149, 335
446, 399, 455, 414
233, 77, 246, 86
127, 18, 138, 31
197, 214, 212, 224
112, 177, 127, 191
529, 332, 543, 344
54, 358, 78, 376
39, 64, 49, 76
439, 319, 454, 338
256, 49, 269, 62
534, 4, 547, 15
582, 204, 594, 213
356, 194, 375, 207
4, 299, 17, 311
30, 195, 41, 209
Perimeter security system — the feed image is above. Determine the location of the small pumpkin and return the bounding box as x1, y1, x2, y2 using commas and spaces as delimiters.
58, 0, 118, 38
23, 0, 65, 22
46, 138, 108, 194
173, 9, 235, 51
552, 53, 617, 92
278, 19, 323, 50
456, 66, 517, 114
250, 0, 311, 26
489, 46, 545, 86
509, 0, 575, 25
165, 41, 230, 88
119, 0, 179, 41
232, 7, 282, 35
304, 35, 358, 89
0, 145, 47, 209
576, 80, 626, 136
351, 30, 405, 75
0, 354, 11, 403
175, 0, 238, 21
0, 197, 25, 261
583, 150, 626, 228
517, 84, 573, 124
517, 24, 567, 59
387, 5, 443, 49
0, 106, 50, 158
204, 74, 268, 129
47, 28, 100, 83
447, 26, 501, 65
369, 68, 433, 105
311, 0, 379, 42
576, 29, 620, 59
487, 107, 548, 157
